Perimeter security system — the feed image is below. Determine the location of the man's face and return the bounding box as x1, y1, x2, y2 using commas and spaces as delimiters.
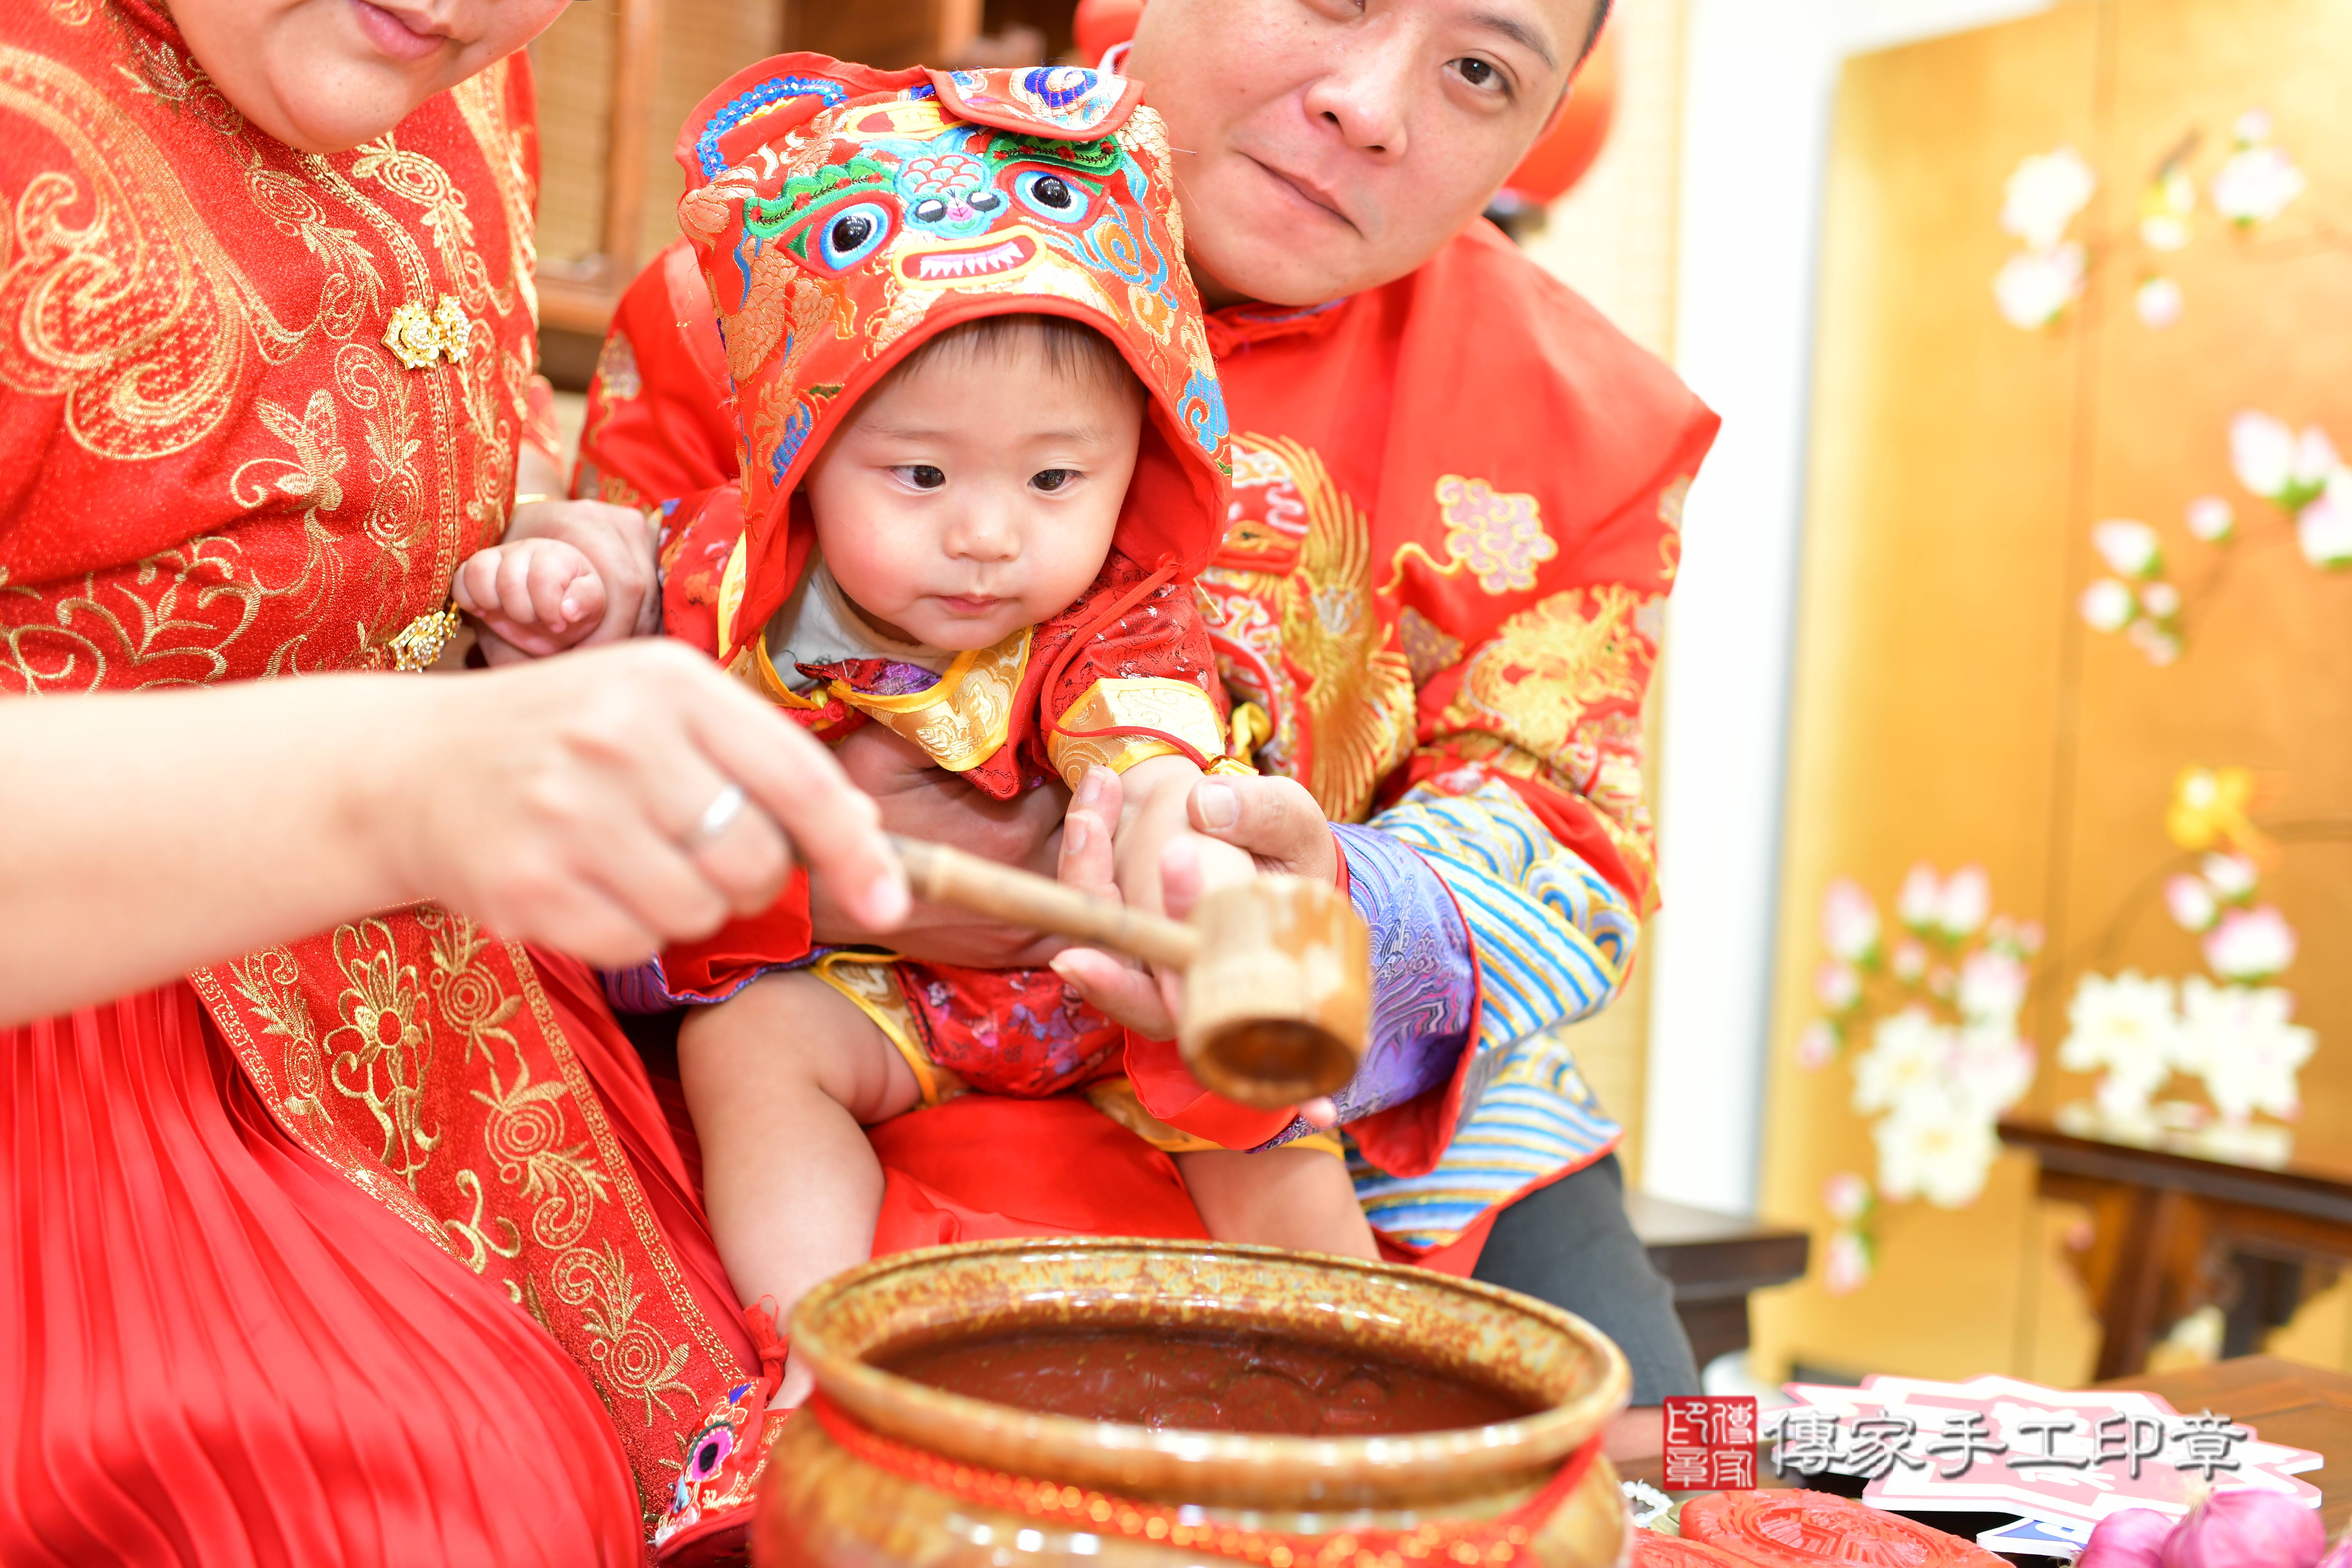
1127, 0, 1599, 307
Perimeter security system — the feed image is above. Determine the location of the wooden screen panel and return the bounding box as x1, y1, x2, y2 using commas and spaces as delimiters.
1752, 0, 2099, 1385
1755, 0, 2352, 1385
2044, 0, 2352, 1165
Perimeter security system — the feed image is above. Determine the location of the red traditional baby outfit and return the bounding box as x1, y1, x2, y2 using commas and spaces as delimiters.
642, 58, 1239, 1109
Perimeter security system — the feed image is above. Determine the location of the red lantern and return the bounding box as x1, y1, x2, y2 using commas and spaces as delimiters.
1073, 0, 1144, 65
1502, 25, 1619, 204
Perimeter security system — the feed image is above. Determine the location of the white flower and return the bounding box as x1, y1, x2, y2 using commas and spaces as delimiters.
1816, 960, 1863, 1013
1897, 865, 1941, 931
1796, 1020, 1840, 1071
2139, 580, 2181, 619
1821, 877, 1881, 964
2201, 851, 2259, 901
2205, 906, 2296, 982
2176, 977, 2313, 1122
2186, 495, 2236, 543
1853, 1006, 1954, 1119
2080, 578, 2137, 632
2229, 411, 2335, 505
2213, 144, 2306, 226
2234, 109, 2274, 145
1873, 1083, 2001, 1208
1823, 1230, 1873, 1295
1892, 939, 1929, 984
2135, 276, 2184, 328
2297, 472, 2352, 569
2061, 971, 2180, 1117
1941, 866, 1991, 939
2092, 520, 2163, 579
1958, 948, 2030, 1031
2128, 620, 2182, 665
2165, 874, 2220, 933
1823, 1172, 1872, 1224
1950, 1021, 2035, 1119
2002, 147, 2097, 248
1995, 245, 2086, 329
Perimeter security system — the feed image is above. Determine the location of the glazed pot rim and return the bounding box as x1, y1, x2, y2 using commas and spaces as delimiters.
791, 1236, 1631, 1498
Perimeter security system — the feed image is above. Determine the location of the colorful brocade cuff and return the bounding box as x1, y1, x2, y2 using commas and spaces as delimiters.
1251, 824, 1477, 1152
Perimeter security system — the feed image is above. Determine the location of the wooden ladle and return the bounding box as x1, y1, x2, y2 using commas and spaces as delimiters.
888, 835, 1370, 1110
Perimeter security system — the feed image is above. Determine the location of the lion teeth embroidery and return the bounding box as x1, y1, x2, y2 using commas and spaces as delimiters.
909, 237, 1029, 280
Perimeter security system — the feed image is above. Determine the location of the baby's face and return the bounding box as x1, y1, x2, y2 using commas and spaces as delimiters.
805, 344, 1146, 652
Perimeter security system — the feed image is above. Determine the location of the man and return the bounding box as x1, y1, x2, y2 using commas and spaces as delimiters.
556, 0, 1714, 1497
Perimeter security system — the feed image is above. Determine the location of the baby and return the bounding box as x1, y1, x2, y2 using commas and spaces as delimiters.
454, 61, 1377, 1419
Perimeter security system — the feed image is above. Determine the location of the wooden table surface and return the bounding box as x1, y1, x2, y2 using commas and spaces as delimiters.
2116, 1355, 2352, 1533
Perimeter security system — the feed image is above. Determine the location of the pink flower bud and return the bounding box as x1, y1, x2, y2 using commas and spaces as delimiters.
2160, 1490, 2324, 1568
2080, 1509, 2173, 1568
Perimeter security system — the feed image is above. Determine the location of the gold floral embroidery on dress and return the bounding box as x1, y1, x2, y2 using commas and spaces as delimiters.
441, 1167, 525, 1278
555, 1243, 703, 1425
326, 916, 441, 1188
1046, 675, 1228, 787
1381, 474, 1558, 597
476, 1054, 609, 1250
227, 945, 330, 1128
826, 628, 1032, 773
447, 64, 538, 325
353, 134, 516, 321
0, 534, 266, 692
0, 46, 310, 459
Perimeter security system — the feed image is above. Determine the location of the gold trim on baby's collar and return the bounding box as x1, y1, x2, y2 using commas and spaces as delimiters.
829, 628, 1031, 773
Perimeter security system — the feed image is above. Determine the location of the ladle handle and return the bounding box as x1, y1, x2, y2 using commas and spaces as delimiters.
888, 835, 1202, 971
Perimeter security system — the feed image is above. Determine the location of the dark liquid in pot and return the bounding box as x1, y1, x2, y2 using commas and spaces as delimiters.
877, 1326, 1538, 1436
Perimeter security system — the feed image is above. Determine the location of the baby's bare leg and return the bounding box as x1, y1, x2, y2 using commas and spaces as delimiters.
1175, 1146, 1381, 1260
678, 969, 920, 1405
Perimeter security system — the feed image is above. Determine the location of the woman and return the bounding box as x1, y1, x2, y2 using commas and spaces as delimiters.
574, 0, 1716, 1477
0, 1, 905, 1561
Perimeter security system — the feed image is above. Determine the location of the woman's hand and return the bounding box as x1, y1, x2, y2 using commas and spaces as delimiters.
474, 496, 660, 662
805, 722, 1074, 966
396, 640, 906, 965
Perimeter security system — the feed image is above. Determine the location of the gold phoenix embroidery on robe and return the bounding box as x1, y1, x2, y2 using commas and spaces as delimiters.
1201, 433, 1415, 823
1431, 583, 1660, 897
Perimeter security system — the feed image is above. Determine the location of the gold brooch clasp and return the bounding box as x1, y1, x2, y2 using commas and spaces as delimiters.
386, 603, 463, 671
383, 294, 473, 370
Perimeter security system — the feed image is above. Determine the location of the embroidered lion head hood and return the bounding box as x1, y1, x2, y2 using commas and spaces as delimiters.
675, 57, 1232, 662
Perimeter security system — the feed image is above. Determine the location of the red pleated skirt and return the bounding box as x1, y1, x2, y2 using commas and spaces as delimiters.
0, 974, 743, 1568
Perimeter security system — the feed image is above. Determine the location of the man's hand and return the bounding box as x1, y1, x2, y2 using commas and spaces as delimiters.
806, 723, 1072, 966
1048, 766, 1340, 1127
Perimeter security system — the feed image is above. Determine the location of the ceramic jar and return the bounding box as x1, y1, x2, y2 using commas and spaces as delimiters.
757, 1237, 1633, 1568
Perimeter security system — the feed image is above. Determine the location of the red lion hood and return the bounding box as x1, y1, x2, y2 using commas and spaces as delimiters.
674, 56, 1232, 662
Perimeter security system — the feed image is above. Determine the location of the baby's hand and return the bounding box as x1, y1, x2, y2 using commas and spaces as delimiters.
452, 538, 608, 658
